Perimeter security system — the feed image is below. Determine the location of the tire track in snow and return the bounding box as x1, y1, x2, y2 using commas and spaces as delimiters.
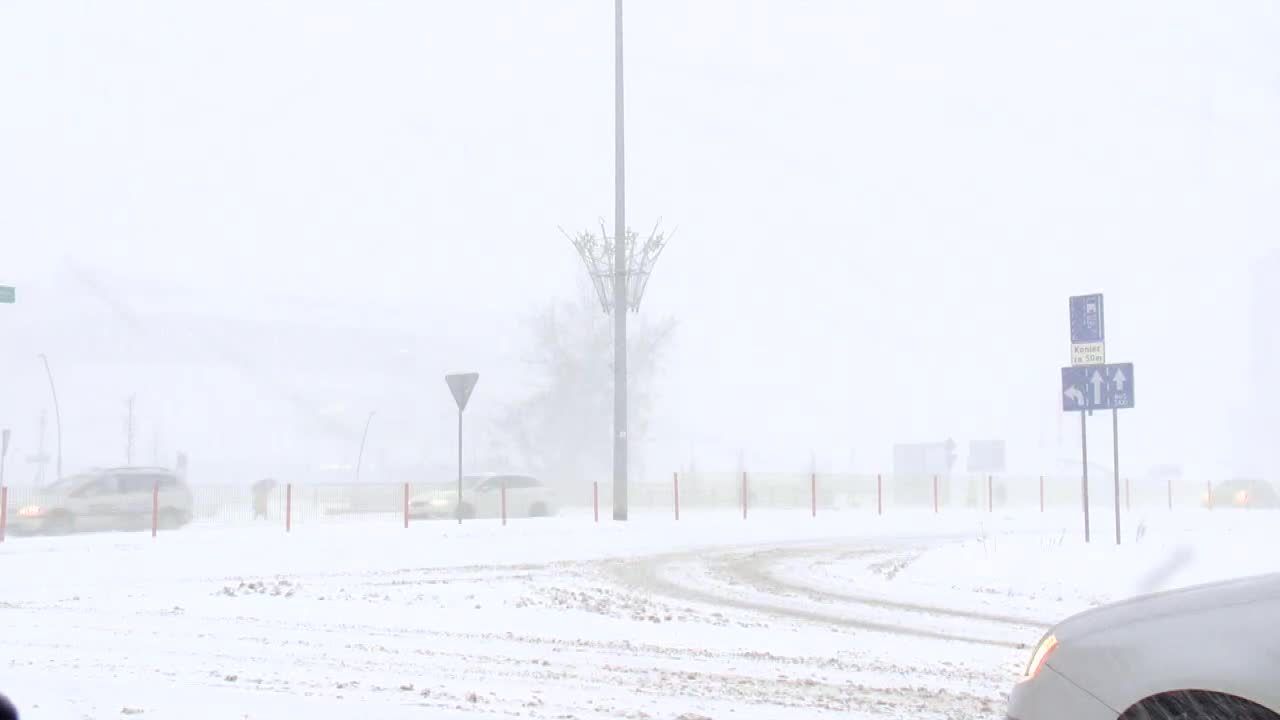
718, 546, 1053, 630
609, 544, 1029, 650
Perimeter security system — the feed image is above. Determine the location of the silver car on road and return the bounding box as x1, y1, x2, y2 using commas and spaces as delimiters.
9, 467, 194, 535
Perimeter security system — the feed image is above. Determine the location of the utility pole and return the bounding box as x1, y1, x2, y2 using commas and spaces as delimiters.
33, 409, 48, 485
563, 1, 672, 521
612, 0, 628, 522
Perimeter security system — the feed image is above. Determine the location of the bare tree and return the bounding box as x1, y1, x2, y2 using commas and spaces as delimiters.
497, 292, 674, 491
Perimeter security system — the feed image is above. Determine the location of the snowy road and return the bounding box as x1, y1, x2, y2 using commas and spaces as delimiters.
1, 510, 1269, 719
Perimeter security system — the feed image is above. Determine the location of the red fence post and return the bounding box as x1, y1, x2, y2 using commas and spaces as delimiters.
987, 475, 993, 512
877, 474, 883, 516
593, 482, 599, 523
1039, 475, 1045, 513
933, 474, 939, 513
811, 472, 817, 518
151, 477, 159, 538
742, 471, 748, 520
673, 472, 680, 521
1206, 480, 1212, 510
0, 486, 7, 544
403, 482, 409, 529
501, 480, 507, 526
286, 483, 292, 532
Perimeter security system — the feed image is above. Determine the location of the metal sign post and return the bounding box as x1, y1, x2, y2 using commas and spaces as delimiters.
1063, 362, 1135, 545
1112, 408, 1121, 545
445, 372, 480, 525
1081, 411, 1090, 542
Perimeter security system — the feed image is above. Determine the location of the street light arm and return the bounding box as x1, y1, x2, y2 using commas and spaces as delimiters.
38, 354, 63, 480
355, 411, 376, 483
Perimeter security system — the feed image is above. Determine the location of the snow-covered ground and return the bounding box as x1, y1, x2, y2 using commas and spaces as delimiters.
2, 509, 1276, 719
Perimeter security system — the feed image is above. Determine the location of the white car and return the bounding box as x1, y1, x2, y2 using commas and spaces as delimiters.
1008, 573, 1280, 720
10, 466, 194, 535
408, 473, 556, 520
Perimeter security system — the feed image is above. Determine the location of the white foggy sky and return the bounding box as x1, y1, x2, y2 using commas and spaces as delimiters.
2, 1, 1279, 480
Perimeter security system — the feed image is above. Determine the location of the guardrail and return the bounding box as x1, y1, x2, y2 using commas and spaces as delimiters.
0, 473, 1231, 540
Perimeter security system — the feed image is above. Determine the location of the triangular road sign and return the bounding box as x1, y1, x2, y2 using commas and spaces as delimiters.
445, 372, 479, 412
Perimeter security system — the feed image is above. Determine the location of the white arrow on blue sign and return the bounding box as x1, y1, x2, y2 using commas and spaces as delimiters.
1062, 363, 1134, 411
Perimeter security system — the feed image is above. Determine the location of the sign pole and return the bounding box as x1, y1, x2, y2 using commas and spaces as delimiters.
1081, 410, 1091, 542
1112, 408, 1121, 545
456, 408, 463, 525
444, 372, 480, 525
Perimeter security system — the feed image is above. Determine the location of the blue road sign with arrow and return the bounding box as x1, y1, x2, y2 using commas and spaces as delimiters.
1062, 363, 1134, 411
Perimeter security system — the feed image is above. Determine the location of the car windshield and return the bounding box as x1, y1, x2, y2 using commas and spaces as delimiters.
41, 474, 94, 494
423, 476, 485, 490
3, 3, 1276, 720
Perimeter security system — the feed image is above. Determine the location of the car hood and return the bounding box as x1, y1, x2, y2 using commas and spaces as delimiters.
13, 493, 66, 509
1053, 572, 1280, 642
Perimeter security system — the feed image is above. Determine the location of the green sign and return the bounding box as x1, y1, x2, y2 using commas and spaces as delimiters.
0, 286, 13, 303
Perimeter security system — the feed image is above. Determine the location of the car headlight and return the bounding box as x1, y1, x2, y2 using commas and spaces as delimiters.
17, 505, 46, 518
1021, 633, 1059, 682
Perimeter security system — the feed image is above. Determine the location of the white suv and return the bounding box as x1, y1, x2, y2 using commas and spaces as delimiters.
409, 473, 556, 520
11, 467, 194, 535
